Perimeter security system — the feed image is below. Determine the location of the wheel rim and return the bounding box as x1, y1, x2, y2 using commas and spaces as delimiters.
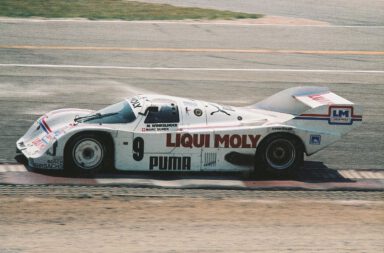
72, 138, 104, 170
265, 139, 296, 170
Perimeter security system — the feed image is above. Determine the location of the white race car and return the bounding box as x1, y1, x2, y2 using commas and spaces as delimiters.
16, 86, 362, 176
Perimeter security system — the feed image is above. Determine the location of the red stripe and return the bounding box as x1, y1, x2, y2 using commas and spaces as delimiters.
300, 114, 329, 117
300, 113, 362, 118
42, 117, 52, 133
178, 124, 241, 131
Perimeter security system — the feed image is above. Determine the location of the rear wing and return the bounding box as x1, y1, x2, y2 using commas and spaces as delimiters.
250, 86, 329, 115
250, 86, 363, 133
294, 91, 352, 108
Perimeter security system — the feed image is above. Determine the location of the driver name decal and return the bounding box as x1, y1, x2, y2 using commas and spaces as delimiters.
142, 123, 178, 132
166, 133, 260, 148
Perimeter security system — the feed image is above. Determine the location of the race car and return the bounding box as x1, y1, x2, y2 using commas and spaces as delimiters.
16, 86, 363, 176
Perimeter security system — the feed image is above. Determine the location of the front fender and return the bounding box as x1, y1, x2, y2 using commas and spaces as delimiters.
19, 123, 117, 170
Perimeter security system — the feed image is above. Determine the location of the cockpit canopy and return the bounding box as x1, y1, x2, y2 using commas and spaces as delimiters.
81, 96, 180, 125
79, 100, 136, 124
143, 101, 179, 124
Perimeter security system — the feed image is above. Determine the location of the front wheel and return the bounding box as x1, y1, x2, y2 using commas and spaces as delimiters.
255, 134, 304, 176
65, 134, 109, 175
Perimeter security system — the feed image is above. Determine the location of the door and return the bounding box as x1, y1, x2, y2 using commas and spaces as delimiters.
125, 100, 203, 171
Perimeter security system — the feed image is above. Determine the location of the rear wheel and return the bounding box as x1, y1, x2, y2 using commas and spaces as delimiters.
65, 134, 109, 175
255, 134, 304, 176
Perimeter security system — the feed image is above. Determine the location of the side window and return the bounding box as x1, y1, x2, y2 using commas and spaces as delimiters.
144, 104, 180, 123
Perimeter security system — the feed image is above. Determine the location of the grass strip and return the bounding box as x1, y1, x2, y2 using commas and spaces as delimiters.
0, 0, 262, 20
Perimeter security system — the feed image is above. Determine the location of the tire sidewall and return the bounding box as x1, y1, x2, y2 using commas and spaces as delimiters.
65, 133, 108, 175
255, 134, 304, 176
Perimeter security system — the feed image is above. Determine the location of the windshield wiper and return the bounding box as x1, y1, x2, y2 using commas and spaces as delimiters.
74, 112, 119, 122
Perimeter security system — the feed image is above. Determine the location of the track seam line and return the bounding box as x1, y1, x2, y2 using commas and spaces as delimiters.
1, 18, 384, 28
0, 64, 383, 73
1, 45, 384, 55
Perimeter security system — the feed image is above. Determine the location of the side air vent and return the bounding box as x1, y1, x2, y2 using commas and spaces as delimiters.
204, 153, 217, 167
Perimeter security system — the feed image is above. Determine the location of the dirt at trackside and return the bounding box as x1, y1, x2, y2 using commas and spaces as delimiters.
0, 195, 383, 253
133, 15, 330, 26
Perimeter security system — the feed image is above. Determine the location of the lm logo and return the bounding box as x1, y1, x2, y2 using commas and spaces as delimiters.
329, 106, 352, 125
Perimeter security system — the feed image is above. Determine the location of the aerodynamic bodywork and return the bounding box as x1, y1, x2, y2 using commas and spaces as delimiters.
16, 86, 363, 175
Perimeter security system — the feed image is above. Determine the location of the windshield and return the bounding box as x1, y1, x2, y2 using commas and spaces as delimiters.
82, 100, 136, 124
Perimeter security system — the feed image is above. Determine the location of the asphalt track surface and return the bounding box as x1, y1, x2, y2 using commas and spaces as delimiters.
1, 185, 383, 200
0, 1, 383, 175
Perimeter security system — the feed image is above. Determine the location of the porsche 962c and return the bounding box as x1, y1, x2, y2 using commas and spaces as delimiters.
16, 86, 362, 176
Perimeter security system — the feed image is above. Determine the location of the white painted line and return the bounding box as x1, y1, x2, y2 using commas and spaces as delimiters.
0, 64, 383, 74
0, 165, 28, 173
0, 18, 383, 28
363, 171, 384, 179
356, 171, 367, 179
375, 172, 384, 179
96, 178, 245, 188
360, 171, 374, 179
339, 170, 384, 179
339, 170, 358, 179
4, 45, 382, 55
350, 170, 364, 179
339, 170, 352, 179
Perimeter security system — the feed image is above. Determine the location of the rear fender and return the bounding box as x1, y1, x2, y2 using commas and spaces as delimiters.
290, 104, 363, 135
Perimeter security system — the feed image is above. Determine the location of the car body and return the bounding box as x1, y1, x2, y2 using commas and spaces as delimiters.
16, 86, 363, 175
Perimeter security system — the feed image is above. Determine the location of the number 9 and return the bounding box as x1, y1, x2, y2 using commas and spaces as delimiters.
133, 137, 144, 161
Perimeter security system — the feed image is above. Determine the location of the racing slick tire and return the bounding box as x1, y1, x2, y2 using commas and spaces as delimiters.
64, 133, 111, 175
254, 133, 304, 177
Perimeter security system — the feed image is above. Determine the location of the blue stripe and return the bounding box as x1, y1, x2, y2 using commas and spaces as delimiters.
294, 117, 329, 120
38, 120, 49, 134
294, 116, 362, 125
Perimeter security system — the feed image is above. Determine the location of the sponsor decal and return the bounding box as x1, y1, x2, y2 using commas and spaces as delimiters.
32, 137, 46, 150
329, 107, 352, 125
308, 93, 333, 105
149, 156, 191, 171
130, 97, 142, 108
210, 104, 232, 116
41, 134, 55, 144
294, 106, 362, 125
271, 127, 293, 131
166, 133, 260, 149
166, 133, 210, 148
214, 134, 260, 148
194, 108, 203, 117
30, 158, 63, 169
309, 135, 321, 145
50, 123, 76, 138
